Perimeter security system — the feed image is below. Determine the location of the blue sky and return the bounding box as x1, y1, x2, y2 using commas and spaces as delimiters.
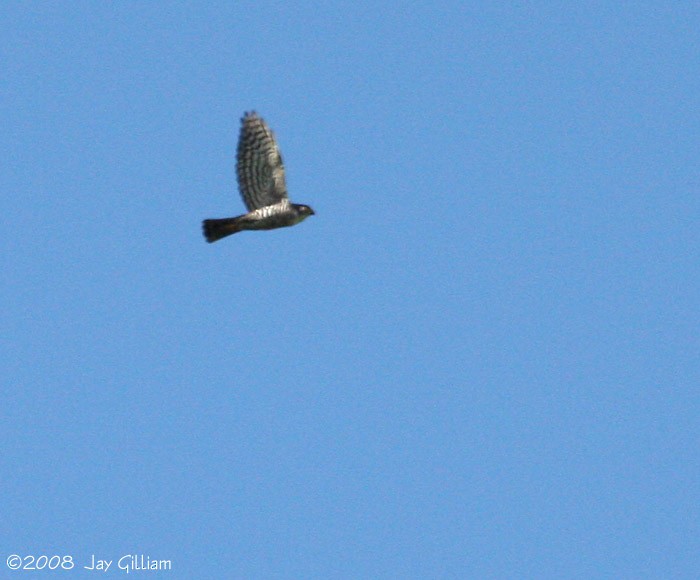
2, 2, 698, 578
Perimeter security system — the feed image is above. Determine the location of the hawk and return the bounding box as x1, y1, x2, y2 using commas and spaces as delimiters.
202, 111, 315, 243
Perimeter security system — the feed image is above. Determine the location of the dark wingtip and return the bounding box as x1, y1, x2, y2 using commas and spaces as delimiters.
242, 110, 258, 122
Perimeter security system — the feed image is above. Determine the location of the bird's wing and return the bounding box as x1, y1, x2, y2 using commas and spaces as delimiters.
236, 112, 288, 211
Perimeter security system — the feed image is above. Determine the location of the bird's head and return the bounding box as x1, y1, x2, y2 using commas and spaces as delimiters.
294, 204, 315, 220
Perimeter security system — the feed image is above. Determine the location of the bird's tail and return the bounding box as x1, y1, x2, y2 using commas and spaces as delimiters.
202, 218, 242, 243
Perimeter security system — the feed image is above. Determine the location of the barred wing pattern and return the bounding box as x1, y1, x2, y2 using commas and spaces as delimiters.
236, 112, 288, 211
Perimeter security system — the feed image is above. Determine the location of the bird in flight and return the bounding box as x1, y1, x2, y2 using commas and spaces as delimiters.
202, 111, 314, 243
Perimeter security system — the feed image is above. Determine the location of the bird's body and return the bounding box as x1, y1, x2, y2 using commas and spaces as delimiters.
203, 200, 313, 241
202, 112, 314, 243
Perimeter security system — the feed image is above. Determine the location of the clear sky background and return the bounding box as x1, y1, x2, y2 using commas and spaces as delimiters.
2, 3, 698, 578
